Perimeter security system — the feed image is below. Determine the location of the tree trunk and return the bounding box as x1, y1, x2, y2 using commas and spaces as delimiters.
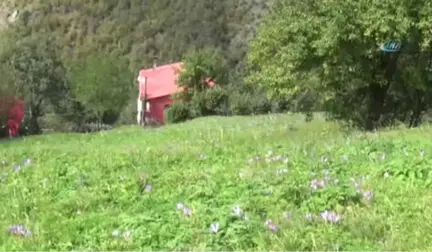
28, 103, 41, 135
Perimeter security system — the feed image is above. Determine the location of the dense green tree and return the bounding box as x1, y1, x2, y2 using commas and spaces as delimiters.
168, 48, 230, 120
177, 48, 229, 93
247, 0, 432, 130
67, 53, 133, 126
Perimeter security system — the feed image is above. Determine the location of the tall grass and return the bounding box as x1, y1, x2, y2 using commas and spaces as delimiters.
0, 114, 431, 250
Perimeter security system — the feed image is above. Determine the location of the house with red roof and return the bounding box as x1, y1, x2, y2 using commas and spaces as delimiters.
136, 62, 215, 125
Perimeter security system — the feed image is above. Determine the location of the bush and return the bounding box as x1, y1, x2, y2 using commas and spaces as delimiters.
229, 91, 272, 116
165, 102, 193, 124
271, 96, 292, 113
116, 97, 138, 125
190, 86, 229, 117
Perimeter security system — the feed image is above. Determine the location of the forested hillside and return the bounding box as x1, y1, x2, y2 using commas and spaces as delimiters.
1, 0, 269, 70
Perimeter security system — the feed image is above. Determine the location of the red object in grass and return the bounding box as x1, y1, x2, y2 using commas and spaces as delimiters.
0, 96, 25, 137
7, 119, 19, 136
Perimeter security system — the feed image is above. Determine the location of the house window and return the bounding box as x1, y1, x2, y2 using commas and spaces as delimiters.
146, 102, 151, 112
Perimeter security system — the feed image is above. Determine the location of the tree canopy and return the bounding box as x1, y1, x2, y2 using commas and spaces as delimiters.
2, 0, 269, 71
0, 35, 68, 134
247, 0, 432, 130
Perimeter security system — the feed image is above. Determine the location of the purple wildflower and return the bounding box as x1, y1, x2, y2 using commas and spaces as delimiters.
342, 155, 349, 162
123, 230, 132, 239
248, 156, 261, 163
362, 190, 374, 202
353, 182, 361, 192
232, 205, 243, 217
320, 210, 342, 224
183, 207, 192, 217
310, 179, 326, 190
144, 184, 152, 192
210, 222, 220, 233
351, 177, 362, 192
13, 165, 21, 173
112, 229, 120, 237
264, 219, 278, 232
8, 224, 31, 237
176, 202, 184, 210
310, 179, 319, 190
276, 168, 288, 175
22, 158, 31, 166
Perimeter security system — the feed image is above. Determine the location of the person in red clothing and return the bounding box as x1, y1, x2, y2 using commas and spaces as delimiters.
6, 99, 24, 138
7, 119, 19, 137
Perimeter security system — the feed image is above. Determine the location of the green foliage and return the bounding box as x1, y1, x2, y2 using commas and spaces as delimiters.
3, 0, 267, 71
1, 114, 432, 250
177, 47, 228, 93
247, 0, 432, 130
115, 95, 139, 126
165, 103, 193, 124
189, 86, 230, 117
164, 102, 192, 124
172, 47, 276, 122
66, 53, 133, 124
0, 64, 17, 129
228, 91, 272, 116
169, 48, 230, 123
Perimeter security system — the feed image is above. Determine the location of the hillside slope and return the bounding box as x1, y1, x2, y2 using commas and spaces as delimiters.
1, 0, 270, 70
1, 115, 432, 250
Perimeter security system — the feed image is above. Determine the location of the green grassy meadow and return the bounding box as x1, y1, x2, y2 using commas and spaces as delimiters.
1, 114, 432, 251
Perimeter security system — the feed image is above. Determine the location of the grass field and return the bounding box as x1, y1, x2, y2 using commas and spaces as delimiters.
1, 113, 432, 251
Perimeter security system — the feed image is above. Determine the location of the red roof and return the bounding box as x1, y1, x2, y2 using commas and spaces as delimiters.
138, 62, 183, 100
138, 62, 215, 100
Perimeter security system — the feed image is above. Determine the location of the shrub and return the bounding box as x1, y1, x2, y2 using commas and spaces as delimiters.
116, 98, 138, 125
229, 91, 272, 116
189, 86, 229, 117
165, 102, 193, 124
